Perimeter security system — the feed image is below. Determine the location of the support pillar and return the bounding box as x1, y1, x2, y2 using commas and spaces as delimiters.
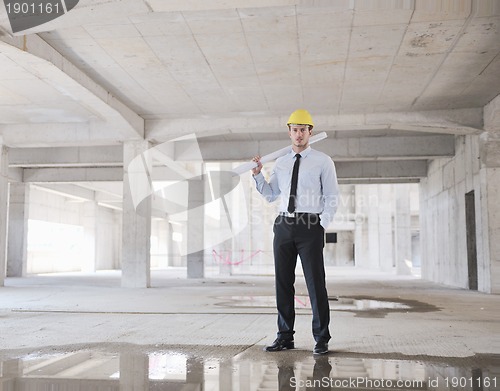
219, 360, 232, 391
354, 220, 363, 267
394, 184, 412, 275
186, 178, 205, 278
218, 163, 233, 276
82, 201, 98, 273
479, 131, 500, 293
186, 357, 204, 386
353, 185, 368, 268
7, 183, 29, 277
378, 185, 394, 272
119, 353, 149, 391
122, 140, 152, 288
367, 185, 380, 269
0, 144, 9, 287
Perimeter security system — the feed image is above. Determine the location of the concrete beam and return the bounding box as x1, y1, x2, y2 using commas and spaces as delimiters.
146, 108, 483, 140
1, 123, 130, 148
33, 184, 96, 202
22, 160, 427, 182
33, 183, 122, 205
23, 167, 124, 182
22, 165, 200, 183
0, 35, 144, 140
7, 167, 22, 182
339, 178, 420, 184
335, 160, 428, 180
10, 146, 123, 167
9, 135, 454, 167
183, 135, 456, 162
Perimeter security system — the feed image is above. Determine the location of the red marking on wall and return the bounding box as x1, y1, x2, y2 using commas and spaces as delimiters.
211, 249, 263, 266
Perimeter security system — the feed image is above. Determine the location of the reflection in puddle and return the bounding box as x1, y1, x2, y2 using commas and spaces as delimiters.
0, 350, 498, 390
217, 295, 411, 311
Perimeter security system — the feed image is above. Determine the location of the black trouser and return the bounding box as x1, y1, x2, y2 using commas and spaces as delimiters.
273, 213, 331, 343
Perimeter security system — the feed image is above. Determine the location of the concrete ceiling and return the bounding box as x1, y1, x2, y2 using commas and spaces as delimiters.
1, 0, 500, 192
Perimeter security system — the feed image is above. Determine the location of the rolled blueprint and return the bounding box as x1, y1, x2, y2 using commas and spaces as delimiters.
232, 131, 328, 176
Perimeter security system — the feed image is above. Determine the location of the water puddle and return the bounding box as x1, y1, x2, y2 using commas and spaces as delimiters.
1, 350, 498, 390
215, 295, 437, 317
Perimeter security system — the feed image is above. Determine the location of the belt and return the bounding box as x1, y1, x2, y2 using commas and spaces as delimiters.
279, 212, 320, 218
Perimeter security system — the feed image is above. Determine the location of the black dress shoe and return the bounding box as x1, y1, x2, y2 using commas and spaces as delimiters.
313, 341, 329, 355
264, 339, 295, 352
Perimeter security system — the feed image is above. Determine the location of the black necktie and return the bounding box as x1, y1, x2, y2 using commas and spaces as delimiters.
287, 154, 301, 213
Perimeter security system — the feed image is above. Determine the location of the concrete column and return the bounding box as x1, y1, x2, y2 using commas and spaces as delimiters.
167, 221, 181, 267
354, 220, 363, 267
1, 358, 22, 377
394, 184, 412, 275
378, 185, 394, 272
353, 185, 368, 268
186, 178, 205, 278
82, 201, 98, 273
367, 185, 380, 269
186, 356, 204, 385
119, 353, 149, 391
219, 360, 232, 391
122, 140, 152, 288
218, 163, 234, 276
156, 219, 169, 268
7, 183, 30, 277
479, 132, 500, 293
229, 167, 252, 273
238, 360, 251, 391
0, 144, 9, 287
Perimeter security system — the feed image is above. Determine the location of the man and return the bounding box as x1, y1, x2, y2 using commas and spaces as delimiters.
251, 109, 339, 355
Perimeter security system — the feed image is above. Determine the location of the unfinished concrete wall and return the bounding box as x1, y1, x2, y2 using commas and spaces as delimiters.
420, 135, 486, 291
27, 187, 121, 274
477, 96, 500, 293
479, 166, 500, 293
421, 92, 500, 294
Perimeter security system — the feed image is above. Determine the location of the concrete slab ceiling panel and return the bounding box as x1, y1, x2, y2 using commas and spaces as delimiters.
0, 0, 498, 191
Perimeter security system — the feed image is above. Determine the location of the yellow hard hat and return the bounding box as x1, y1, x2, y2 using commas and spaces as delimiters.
287, 109, 314, 129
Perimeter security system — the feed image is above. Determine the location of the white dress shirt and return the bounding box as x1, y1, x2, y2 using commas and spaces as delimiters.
253, 146, 339, 229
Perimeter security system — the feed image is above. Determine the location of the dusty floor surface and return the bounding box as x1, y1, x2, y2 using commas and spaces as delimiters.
1, 268, 499, 389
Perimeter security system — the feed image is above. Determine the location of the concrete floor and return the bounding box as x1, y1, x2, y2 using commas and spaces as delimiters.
1, 268, 499, 390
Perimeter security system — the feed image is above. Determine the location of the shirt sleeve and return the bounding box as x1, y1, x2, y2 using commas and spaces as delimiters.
320, 157, 339, 230
253, 167, 281, 203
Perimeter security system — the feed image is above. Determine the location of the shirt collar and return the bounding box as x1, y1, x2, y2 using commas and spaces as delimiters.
288, 146, 312, 159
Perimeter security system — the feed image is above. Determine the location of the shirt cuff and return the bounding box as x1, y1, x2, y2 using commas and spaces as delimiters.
253, 172, 265, 183
320, 216, 331, 231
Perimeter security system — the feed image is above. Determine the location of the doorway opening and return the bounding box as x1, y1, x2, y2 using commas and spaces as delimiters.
465, 191, 478, 290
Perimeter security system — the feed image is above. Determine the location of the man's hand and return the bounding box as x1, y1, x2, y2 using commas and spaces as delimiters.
252, 155, 263, 176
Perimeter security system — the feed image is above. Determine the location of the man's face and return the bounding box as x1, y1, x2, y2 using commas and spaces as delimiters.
288, 124, 312, 148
